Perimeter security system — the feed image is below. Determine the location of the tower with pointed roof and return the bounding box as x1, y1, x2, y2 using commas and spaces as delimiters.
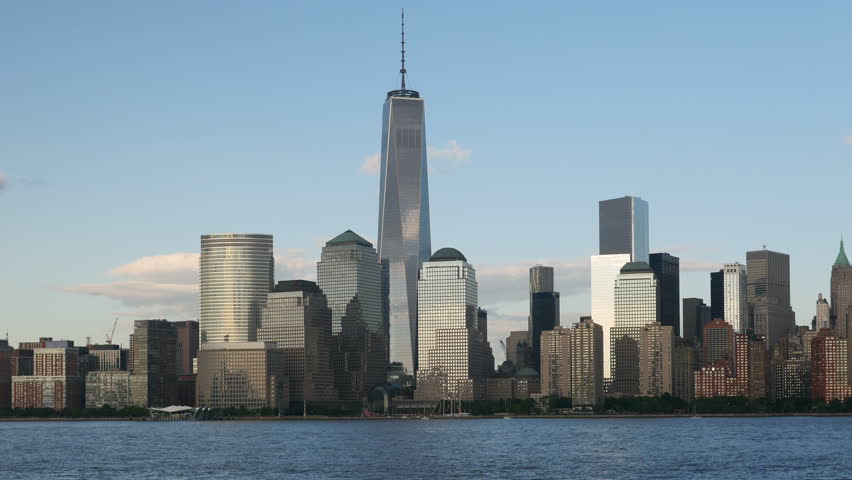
831, 238, 852, 338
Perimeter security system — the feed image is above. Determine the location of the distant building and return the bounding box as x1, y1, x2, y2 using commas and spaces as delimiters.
710, 270, 724, 321
815, 294, 831, 332
173, 321, 199, 375
11, 349, 33, 376
85, 371, 134, 408
811, 329, 852, 401
258, 280, 338, 405
540, 327, 570, 398
703, 318, 735, 367
610, 262, 657, 396
649, 253, 680, 337
693, 332, 767, 399
415, 248, 490, 401
87, 344, 128, 371
529, 266, 560, 371
316, 230, 386, 403
591, 253, 632, 378
672, 338, 697, 402
638, 323, 673, 397
747, 249, 796, 349
598, 196, 649, 262
505, 331, 531, 370
130, 320, 178, 408
0, 341, 12, 408
12, 347, 82, 409
196, 342, 288, 410
199, 233, 274, 343
682, 298, 711, 345
723, 263, 748, 333
831, 239, 852, 338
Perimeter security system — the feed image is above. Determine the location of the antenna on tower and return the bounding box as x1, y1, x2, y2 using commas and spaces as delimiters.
400, 9, 407, 89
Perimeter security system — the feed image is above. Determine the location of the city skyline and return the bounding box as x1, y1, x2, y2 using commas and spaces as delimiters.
3, 3, 852, 366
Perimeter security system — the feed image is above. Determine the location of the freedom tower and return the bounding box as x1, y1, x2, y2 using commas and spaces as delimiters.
377, 11, 431, 374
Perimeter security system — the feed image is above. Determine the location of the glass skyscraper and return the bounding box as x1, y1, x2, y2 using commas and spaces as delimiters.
528, 265, 559, 373
199, 234, 274, 344
598, 196, 649, 263
610, 262, 658, 396
377, 36, 431, 373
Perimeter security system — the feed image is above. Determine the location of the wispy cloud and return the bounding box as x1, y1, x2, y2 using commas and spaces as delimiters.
359, 152, 380, 175
428, 140, 472, 174
109, 253, 198, 284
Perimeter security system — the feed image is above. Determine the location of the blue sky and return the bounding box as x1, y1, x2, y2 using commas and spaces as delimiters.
2, 2, 850, 362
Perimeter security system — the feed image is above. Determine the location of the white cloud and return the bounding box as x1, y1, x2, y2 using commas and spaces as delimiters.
428, 140, 472, 174
476, 258, 590, 305
360, 152, 380, 175
109, 253, 198, 283
60, 281, 197, 307
274, 248, 316, 281
0, 172, 7, 190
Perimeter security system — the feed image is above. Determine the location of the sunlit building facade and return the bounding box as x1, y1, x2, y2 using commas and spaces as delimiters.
610, 262, 657, 396
591, 253, 632, 377
723, 263, 748, 333
196, 342, 287, 410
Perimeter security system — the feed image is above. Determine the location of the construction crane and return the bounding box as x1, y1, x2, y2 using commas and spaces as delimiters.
106, 317, 118, 345
499, 339, 506, 356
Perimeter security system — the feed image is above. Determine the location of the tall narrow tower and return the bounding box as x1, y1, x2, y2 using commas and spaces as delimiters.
377, 11, 431, 373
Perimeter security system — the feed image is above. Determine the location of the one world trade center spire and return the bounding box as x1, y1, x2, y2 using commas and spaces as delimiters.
377, 10, 431, 374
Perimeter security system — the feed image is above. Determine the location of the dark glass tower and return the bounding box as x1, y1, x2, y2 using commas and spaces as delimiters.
682, 298, 711, 344
649, 253, 680, 336
377, 13, 431, 373
746, 249, 795, 349
529, 266, 560, 373
598, 196, 649, 262
710, 270, 724, 320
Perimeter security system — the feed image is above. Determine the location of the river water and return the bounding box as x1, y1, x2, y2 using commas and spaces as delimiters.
2, 417, 850, 479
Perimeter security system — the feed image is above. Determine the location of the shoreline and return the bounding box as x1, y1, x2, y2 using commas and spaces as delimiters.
4, 412, 852, 421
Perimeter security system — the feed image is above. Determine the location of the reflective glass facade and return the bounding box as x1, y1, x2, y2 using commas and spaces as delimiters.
590, 253, 631, 377
377, 93, 431, 373
611, 264, 657, 395
649, 253, 680, 336
723, 263, 748, 333
200, 234, 274, 344
598, 196, 649, 262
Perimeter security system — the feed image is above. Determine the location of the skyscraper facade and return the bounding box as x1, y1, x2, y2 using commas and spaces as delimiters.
747, 249, 796, 348
611, 262, 658, 396
723, 263, 748, 333
638, 323, 673, 397
682, 298, 711, 345
200, 233, 274, 344
703, 318, 735, 367
830, 239, 852, 338
376, 40, 431, 373
317, 231, 386, 402
649, 253, 680, 336
129, 319, 178, 408
598, 196, 650, 262
710, 270, 724, 320
196, 342, 287, 409
816, 294, 831, 331
529, 265, 560, 373
590, 253, 632, 378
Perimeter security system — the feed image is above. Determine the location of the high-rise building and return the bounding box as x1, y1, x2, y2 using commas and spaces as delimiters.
529, 265, 560, 372
173, 321, 199, 375
505, 331, 531, 370
672, 338, 697, 402
770, 328, 814, 400
694, 332, 767, 399
199, 233, 274, 344
537, 318, 604, 407
638, 323, 673, 397
649, 253, 680, 336
257, 280, 338, 405
702, 318, 735, 367
129, 319, 178, 408
591, 253, 632, 378
710, 270, 724, 321
85, 371, 134, 408
598, 196, 649, 262
12, 347, 82, 410
682, 298, 711, 345
317, 230, 385, 401
0, 341, 12, 408
87, 344, 128, 371
816, 294, 831, 332
830, 239, 852, 338
611, 262, 657, 396
415, 248, 489, 401
811, 329, 852, 401
196, 342, 288, 410
747, 249, 796, 349
540, 326, 570, 398
723, 263, 748, 333
377, 18, 431, 374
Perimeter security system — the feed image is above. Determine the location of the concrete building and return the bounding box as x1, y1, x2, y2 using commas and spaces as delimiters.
316, 230, 386, 403
693, 332, 767, 399
638, 323, 673, 397
831, 239, 852, 338
569, 318, 605, 407
257, 280, 338, 405
649, 253, 680, 337
723, 263, 748, 333
196, 342, 287, 409
811, 329, 852, 401
816, 294, 831, 332
130, 320, 178, 408
529, 266, 560, 371
672, 338, 697, 402
173, 321, 199, 375
415, 248, 490, 401
611, 262, 657, 396
703, 319, 735, 367
87, 344, 128, 371
12, 347, 82, 409
200, 233, 274, 343
85, 371, 134, 408
506, 331, 531, 370
682, 298, 711, 345
747, 249, 796, 349
0, 341, 12, 408
540, 326, 570, 398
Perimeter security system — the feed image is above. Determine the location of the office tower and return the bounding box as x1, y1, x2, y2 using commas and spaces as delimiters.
610, 262, 657, 396
723, 263, 748, 333
710, 270, 724, 320
196, 342, 287, 409
831, 238, 852, 338
770, 328, 813, 400
0, 341, 11, 408
540, 326, 570, 398
598, 196, 650, 262
199, 233, 274, 344
257, 280, 337, 405
506, 331, 531, 370
569, 317, 604, 408
377, 17, 431, 374
529, 265, 560, 372
638, 323, 673, 397
173, 321, 199, 375
734, 333, 768, 398
12, 347, 82, 409
747, 249, 796, 348
130, 319, 178, 408
316, 230, 385, 401
702, 318, 735, 367
649, 253, 680, 336
475, 308, 496, 375
415, 248, 489, 401
85, 371, 133, 408
816, 294, 831, 331
672, 338, 697, 401
87, 344, 128, 371
682, 298, 711, 344
591, 253, 631, 378
811, 330, 852, 401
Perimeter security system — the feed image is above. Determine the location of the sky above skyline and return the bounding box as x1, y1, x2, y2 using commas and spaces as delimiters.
2, 2, 851, 364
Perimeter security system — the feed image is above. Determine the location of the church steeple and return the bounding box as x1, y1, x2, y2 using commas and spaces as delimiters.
834, 237, 850, 267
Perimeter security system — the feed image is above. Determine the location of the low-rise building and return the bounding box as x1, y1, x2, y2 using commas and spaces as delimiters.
85, 371, 134, 408
196, 342, 288, 410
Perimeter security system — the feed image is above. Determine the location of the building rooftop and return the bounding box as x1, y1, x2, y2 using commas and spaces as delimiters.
620, 261, 653, 274
430, 247, 467, 262
834, 238, 850, 268
326, 230, 372, 248
514, 367, 540, 378
272, 280, 321, 294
